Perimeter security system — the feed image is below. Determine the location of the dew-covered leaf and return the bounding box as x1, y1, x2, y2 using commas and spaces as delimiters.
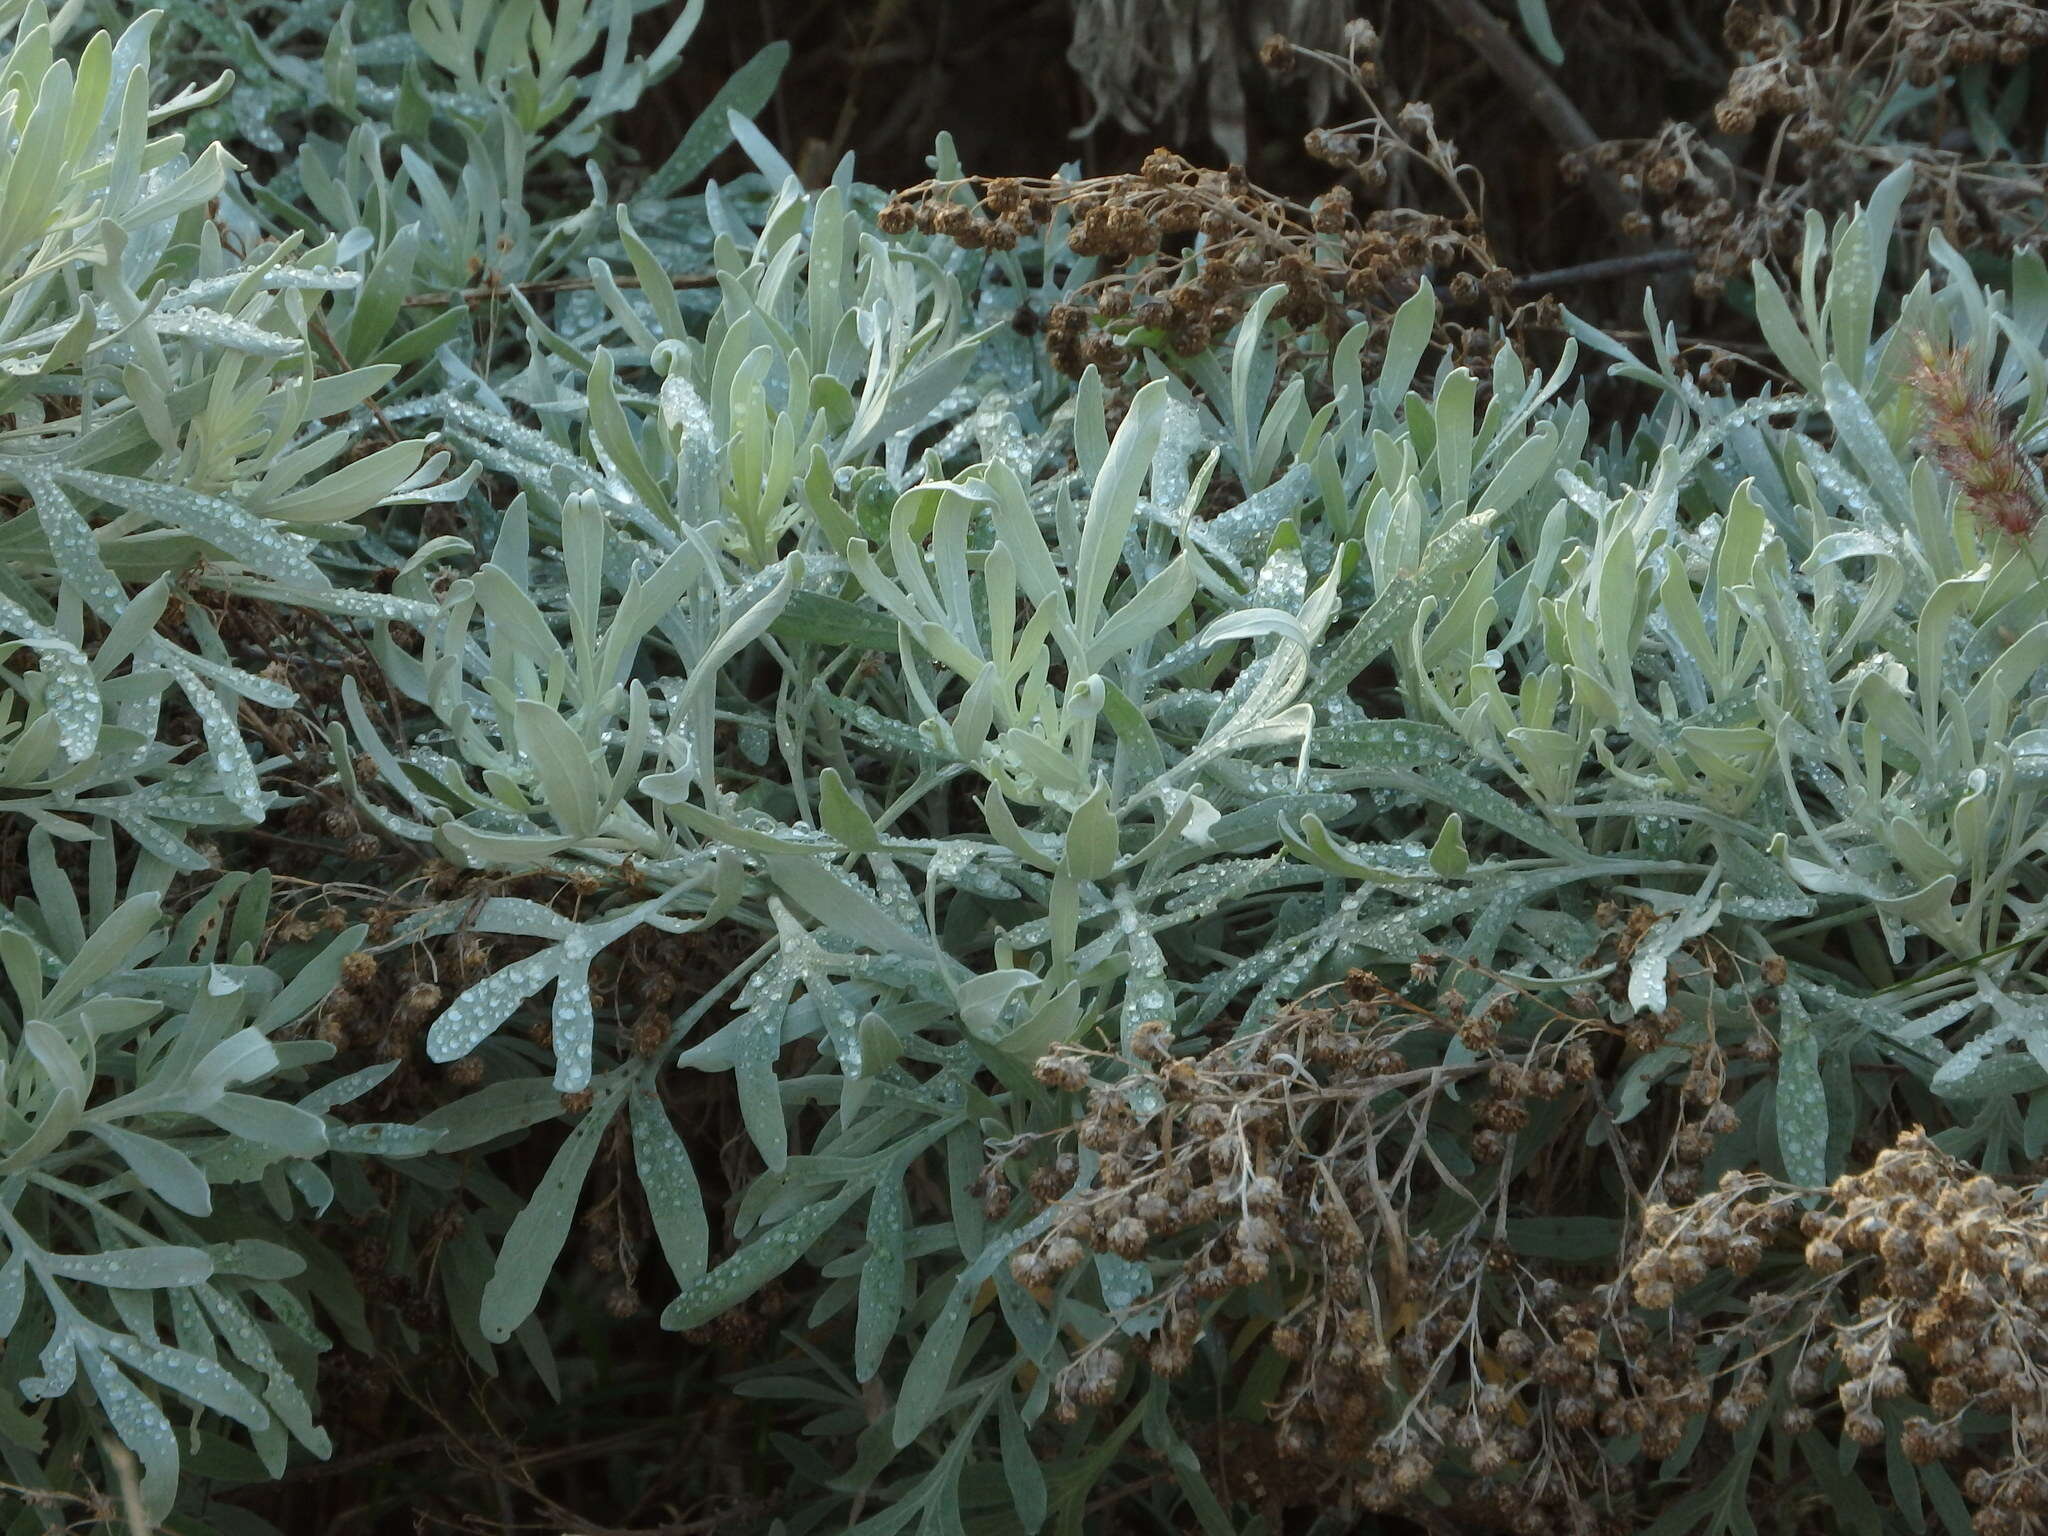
661, 1186, 863, 1332
99, 1332, 269, 1431
479, 1082, 625, 1342
56, 469, 328, 589
631, 1082, 709, 1286
1775, 989, 1830, 1187
201, 1092, 328, 1158
79, 1350, 181, 1520
854, 1170, 907, 1383
86, 1123, 212, 1216
45, 1246, 213, 1289
427, 949, 564, 1064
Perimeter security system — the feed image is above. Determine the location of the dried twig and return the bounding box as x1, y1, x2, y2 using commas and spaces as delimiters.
106, 1444, 151, 1536
1510, 247, 1694, 293
1419, 0, 1646, 243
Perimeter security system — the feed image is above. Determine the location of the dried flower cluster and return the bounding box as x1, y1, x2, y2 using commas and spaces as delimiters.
1272, 22, 1476, 216
1718, 0, 2048, 150
1586, 1, 2048, 298
995, 969, 2048, 1534
881, 151, 1514, 380
1635, 1130, 2048, 1535
994, 969, 1716, 1530
1736, 0, 2048, 86
880, 21, 1528, 382
1568, 124, 1811, 298
974, 904, 1988, 1535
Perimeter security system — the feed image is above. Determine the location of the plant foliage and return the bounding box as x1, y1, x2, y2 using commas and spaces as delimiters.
2, 4, 2045, 1534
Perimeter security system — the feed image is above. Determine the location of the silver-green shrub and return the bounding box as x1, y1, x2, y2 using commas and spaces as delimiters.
6, 0, 2047, 1529
338, 145, 2047, 1529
